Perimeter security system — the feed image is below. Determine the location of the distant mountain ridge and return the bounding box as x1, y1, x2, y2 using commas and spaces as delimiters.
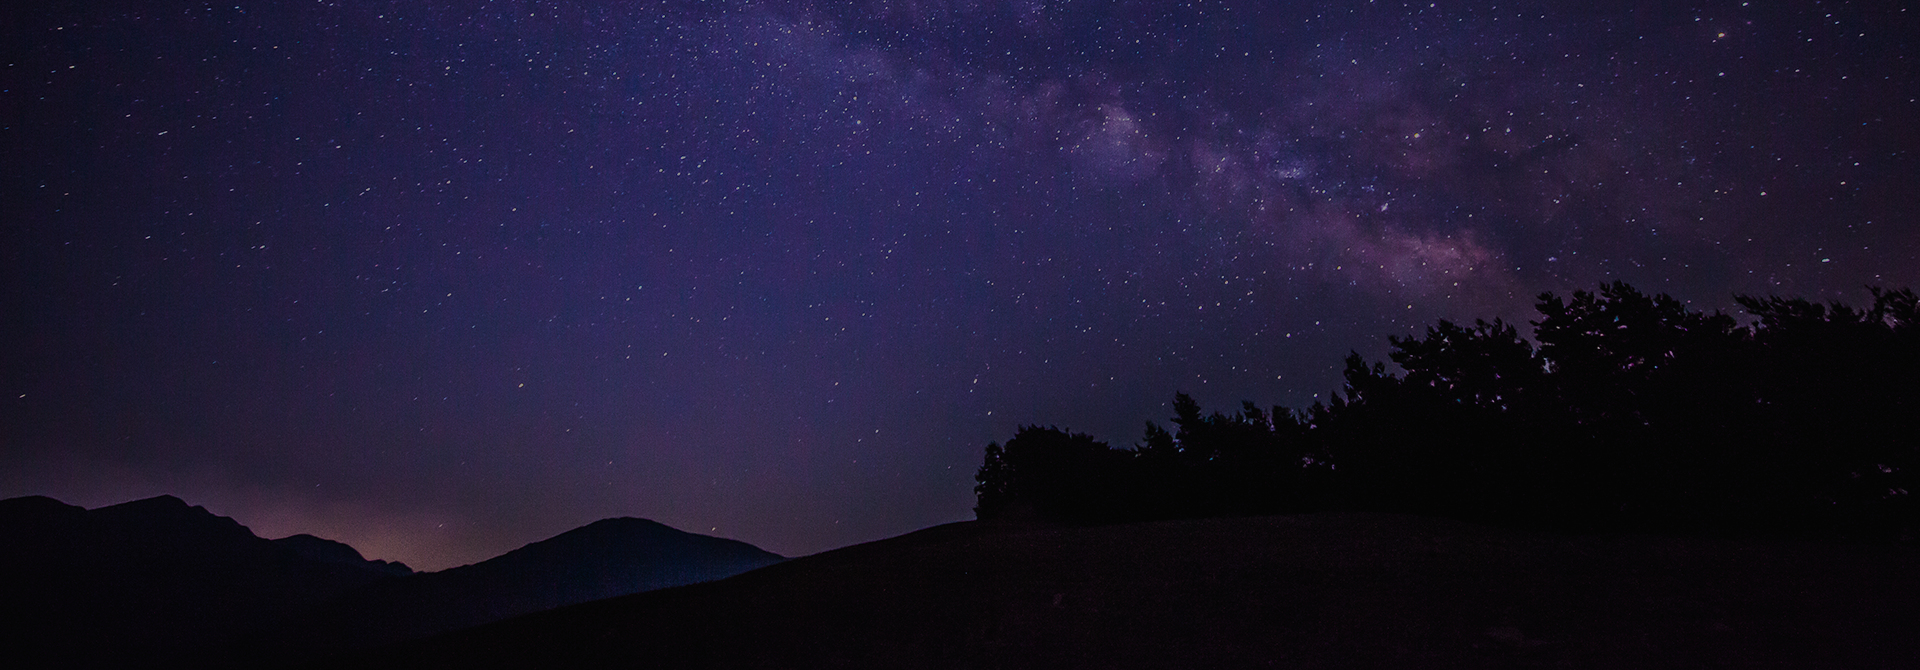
286, 515, 786, 652
274, 533, 415, 577
0, 495, 407, 668
0, 495, 784, 668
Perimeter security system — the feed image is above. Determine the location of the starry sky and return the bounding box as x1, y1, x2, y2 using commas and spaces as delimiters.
5, 0, 1916, 570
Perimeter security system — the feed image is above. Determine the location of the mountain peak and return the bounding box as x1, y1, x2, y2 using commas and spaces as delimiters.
275, 533, 414, 576
103, 494, 191, 511
292, 513, 785, 653
491, 517, 783, 566
92, 494, 253, 539
96, 494, 203, 519
572, 516, 674, 535
0, 495, 84, 516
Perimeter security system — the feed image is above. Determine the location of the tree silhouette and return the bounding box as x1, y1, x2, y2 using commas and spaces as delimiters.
1731, 287, 1918, 535
974, 283, 1917, 540
1529, 282, 1752, 530
974, 426, 1131, 523
973, 442, 1013, 520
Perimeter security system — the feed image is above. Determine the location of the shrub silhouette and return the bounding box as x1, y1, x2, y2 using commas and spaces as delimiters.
975, 283, 1918, 539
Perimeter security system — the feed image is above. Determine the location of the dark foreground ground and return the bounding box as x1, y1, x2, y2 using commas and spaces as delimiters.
355, 513, 1920, 669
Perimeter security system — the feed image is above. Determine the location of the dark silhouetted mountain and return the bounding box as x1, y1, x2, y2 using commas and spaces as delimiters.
0, 495, 785, 666
358, 514, 1920, 669
0, 495, 407, 668
273, 533, 414, 577
291, 517, 785, 653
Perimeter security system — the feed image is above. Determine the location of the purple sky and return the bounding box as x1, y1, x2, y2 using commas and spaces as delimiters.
5, 0, 1916, 570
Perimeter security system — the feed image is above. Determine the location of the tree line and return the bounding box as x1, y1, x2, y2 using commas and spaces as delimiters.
974, 283, 1918, 539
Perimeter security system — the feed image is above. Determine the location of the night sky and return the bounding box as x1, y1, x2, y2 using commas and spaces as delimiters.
5, 0, 1915, 571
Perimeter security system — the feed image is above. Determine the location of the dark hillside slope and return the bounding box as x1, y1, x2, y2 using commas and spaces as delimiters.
364, 514, 1920, 669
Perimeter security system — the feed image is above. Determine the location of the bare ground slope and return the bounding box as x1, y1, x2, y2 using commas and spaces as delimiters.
357, 513, 1920, 669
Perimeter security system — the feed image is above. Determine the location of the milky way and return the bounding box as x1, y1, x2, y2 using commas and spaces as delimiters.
5, 0, 1916, 569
